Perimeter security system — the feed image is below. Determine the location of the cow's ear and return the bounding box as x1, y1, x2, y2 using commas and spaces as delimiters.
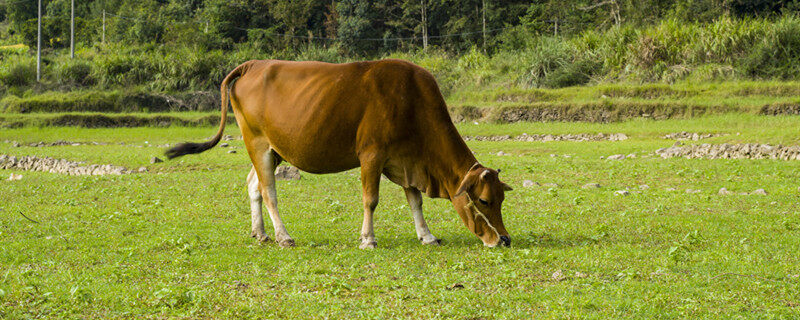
455, 172, 479, 197
501, 182, 513, 191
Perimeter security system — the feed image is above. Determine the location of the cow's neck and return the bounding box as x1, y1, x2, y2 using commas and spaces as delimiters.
423, 132, 477, 199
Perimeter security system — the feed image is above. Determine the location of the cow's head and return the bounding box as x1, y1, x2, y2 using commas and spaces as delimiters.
454, 164, 513, 247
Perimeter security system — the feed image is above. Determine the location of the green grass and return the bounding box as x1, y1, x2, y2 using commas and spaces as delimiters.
0, 111, 233, 128
2, 115, 800, 318
448, 80, 800, 108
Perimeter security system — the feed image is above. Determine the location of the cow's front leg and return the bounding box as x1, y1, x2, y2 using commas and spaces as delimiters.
404, 187, 440, 245
247, 167, 269, 242
358, 153, 384, 249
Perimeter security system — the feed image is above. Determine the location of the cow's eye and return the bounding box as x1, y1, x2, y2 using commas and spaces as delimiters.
478, 199, 489, 206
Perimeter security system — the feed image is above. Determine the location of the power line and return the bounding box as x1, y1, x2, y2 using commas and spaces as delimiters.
101, 11, 513, 43
234, 26, 510, 42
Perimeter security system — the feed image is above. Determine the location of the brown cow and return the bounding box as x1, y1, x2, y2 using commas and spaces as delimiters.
166, 59, 512, 248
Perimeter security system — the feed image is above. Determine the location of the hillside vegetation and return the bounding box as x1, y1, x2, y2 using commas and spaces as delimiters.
1, 1, 800, 116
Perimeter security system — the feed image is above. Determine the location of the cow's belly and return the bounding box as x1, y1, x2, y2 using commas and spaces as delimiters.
271, 139, 361, 174
261, 119, 362, 174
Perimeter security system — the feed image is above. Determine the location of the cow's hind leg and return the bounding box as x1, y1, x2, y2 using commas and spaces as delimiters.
255, 149, 295, 247
247, 167, 269, 242
404, 187, 440, 245
358, 152, 385, 249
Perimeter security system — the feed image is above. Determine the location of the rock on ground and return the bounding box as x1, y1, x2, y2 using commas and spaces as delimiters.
663, 132, 727, 141
606, 154, 626, 160
462, 133, 628, 142
275, 166, 301, 180
751, 188, 768, 195
150, 157, 163, 164
522, 180, 539, 188
614, 190, 630, 196
655, 143, 800, 160
551, 270, 565, 282
0, 154, 130, 176
582, 183, 601, 189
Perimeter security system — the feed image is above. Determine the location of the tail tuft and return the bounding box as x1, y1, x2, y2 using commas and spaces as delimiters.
165, 141, 216, 159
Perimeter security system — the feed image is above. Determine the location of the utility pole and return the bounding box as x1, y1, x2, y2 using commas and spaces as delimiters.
554, 18, 558, 36
482, 0, 486, 53
37, 0, 41, 82
421, 0, 427, 50
70, 0, 74, 58
102, 10, 105, 44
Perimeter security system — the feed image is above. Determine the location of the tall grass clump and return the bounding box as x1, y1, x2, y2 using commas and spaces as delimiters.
691, 16, 768, 64
572, 25, 637, 80
740, 15, 800, 79
0, 54, 36, 88
91, 45, 157, 88
50, 57, 95, 87
150, 47, 230, 92
294, 44, 348, 63
510, 37, 597, 88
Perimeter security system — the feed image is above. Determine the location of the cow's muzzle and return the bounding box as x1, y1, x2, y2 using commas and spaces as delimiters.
499, 235, 511, 247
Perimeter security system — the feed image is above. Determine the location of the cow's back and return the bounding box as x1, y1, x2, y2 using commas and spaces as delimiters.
230, 59, 451, 174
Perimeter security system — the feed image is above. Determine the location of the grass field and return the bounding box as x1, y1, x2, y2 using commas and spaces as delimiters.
2, 114, 800, 318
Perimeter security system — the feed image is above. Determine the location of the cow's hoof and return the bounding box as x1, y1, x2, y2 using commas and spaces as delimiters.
420, 237, 441, 246
251, 232, 270, 243
359, 241, 377, 249
277, 239, 295, 248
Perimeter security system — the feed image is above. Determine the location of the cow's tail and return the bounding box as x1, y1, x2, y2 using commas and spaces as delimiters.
165, 62, 249, 159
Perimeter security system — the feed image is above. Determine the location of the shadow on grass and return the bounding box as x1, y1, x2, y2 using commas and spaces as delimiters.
515, 232, 609, 249
416, 231, 610, 249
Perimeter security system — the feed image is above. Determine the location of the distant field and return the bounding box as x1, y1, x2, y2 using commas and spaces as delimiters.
1, 114, 799, 318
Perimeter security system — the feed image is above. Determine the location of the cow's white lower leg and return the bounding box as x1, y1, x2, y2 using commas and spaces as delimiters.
404, 187, 440, 245
259, 150, 294, 247
247, 168, 269, 242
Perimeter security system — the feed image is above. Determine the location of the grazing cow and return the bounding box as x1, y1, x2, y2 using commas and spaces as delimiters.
166, 59, 513, 248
